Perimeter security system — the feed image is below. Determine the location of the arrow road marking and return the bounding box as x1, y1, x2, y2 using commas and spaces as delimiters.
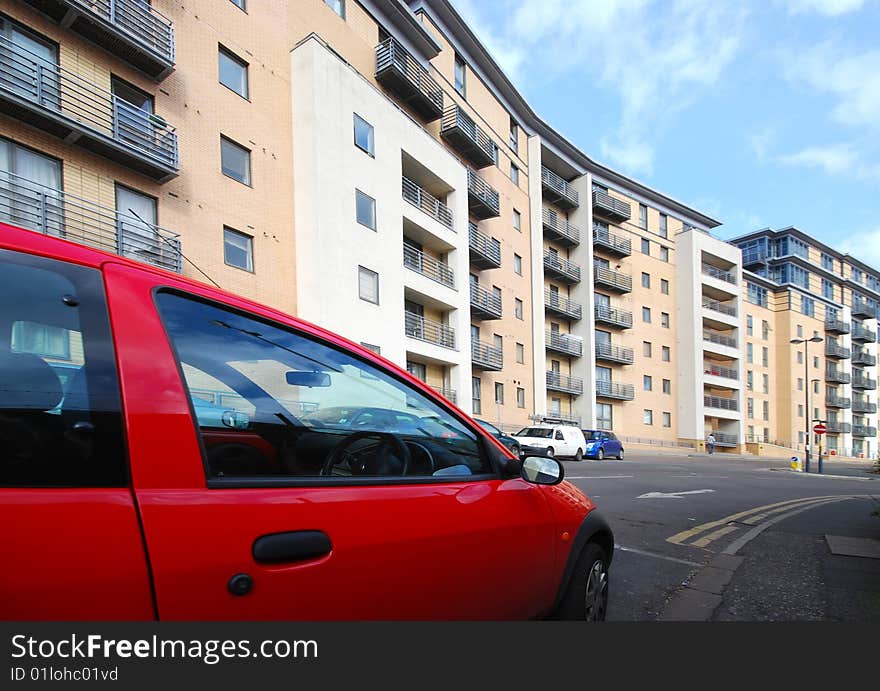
637, 489, 716, 499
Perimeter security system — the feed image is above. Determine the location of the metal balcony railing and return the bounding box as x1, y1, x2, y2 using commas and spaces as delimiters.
439, 104, 495, 168
546, 371, 584, 395
824, 421, 851, 434
594, 304, 633, 329
853, 425, 878, 437
595, 341, 634, 365
544, 289, 582, 320
595, 380, 635, 400
404, 312, 455, 350
466, 168, 500, 219
545, 330, 582, 357
825, 395, 851, 409
593, 263, 632, 293
468, 222, 501, 269
713, 432, 739, 447
470, 283, 502, 320
401, 176, 454, 230
0, 36, 178, 180
825, 368, 851, 384
852, 301, 877, 319
0, 170, 181, 272
541, 166, 578, 209
471, 339, 503, 370
701, 262, 737, 285
375, 37, 443, 120
542, 207, 580, 246
825, 318, 851, 335
853, 350, 877, 366
544, 251, 581, 283
704, 395, 739, 411
852, 375, 878, 390
702, 296, 737, 317
825, 343, 851, 359
593, 223, 631, 257
22, 0, 175, 78
853, 399, 877, 414
591, 189, 631, 222
703, 329, 738, 349
703, 362, 738, 380
851, 322, 877, 343
403, 244, 454, 288
741, 249, 768, 265
431, 386, 457, 404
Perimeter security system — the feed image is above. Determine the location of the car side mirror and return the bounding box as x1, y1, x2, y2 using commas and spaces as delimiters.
222, 411, 251, 430
520, 456, 564, 485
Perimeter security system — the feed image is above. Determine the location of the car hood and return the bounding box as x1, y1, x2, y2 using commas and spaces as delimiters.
513, 435, 554, 446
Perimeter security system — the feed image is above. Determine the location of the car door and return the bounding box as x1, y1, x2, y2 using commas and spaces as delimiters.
105, 266, 559, 620
607, 433, 622, 456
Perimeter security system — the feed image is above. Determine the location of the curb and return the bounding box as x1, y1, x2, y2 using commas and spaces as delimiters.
768, 468, 880, 481
658, 554, 744, 622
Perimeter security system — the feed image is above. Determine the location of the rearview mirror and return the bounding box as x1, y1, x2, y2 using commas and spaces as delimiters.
520, 456, 564, 485
285, 371, 331, 387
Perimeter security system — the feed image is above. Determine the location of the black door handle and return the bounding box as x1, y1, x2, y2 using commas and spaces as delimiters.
252, 530, 332, 564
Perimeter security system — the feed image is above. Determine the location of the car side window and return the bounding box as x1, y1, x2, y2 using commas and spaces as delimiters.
155, 291, 490, 481
0, 249, 126, 487
554, 430, 564, 441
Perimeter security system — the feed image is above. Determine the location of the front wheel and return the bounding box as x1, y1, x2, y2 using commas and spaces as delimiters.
617, 448, 624, 460
555, 542, 609, 621
596, 448, 604, 461
574, 448, 583, 461
546, 447, 555, 458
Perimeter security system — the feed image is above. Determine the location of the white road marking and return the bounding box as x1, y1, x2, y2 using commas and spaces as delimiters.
669, 475, 729, 479
616, 545, 704, 567
566, 475, 634, 479
638, 489, 716, 499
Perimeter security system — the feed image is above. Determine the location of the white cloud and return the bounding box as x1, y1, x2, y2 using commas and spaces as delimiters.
777, 143, 880, 181
777, 0, 867, 15
838, 228, 880, 270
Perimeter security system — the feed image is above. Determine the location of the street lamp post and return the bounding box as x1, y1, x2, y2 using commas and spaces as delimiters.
811, 377, 823, 475
791, 333, 823, 473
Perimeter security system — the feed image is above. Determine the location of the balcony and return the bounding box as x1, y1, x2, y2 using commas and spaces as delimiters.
0, 36, 178, 181
542, 208, 580, 247
825, 318, 851, 335
466, 169, 500, 219
24, 0, 175, 79
703, 329, 738, 349
702, 262, 737, 285
439, 104, 494, 168
825, 394, 851, 409
468, 222, 500, 269
546, 371, 584, 396
852, 301, 877, 319
596, 380, 635, 400
702, 296, 737, 317
544, 289, 582, 321
404, 312, 455, 350
594, 304, 633, 329
375, 37, 443, 121
853, 399, 877, 414
544, 251, 581, 284
825, 343, 851, 359
704, 362, 739, 381
0, 170, 180, 272
853, 425, 878, 438
430, 386, 457, 405
592, 189, 631, 222
472, 339, 502, 371
593, 224, 631, 257
825, 368, 851, 384
593, 263, 632, 293
824, 421, 851, 434
545, 331, 582, 358
402, 176, 454, 230
595, 341, 634, 365
740, 249, 768, 266
853, 350, 877, 366
704, 395, 739, 412
541, 166, 578, 209
713, 432, 739, 447
403, 244, 454, 289
851, 322, 877, 343
470, 283, 502, 320
852, 374, 878, 391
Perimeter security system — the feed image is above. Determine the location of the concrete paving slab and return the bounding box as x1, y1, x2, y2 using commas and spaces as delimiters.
825, 535, 880, 559
659, 587, 722, 621
686, 566, 736, 595
709, 553, 745, 572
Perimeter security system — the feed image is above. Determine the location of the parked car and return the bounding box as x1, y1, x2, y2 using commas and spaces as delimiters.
475, 419, 522, 458
0, 224, 613, 621
581, 430, 625, 460
513, 424, 588, 460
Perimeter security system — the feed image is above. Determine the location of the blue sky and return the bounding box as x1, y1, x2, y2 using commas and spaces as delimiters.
451, 0, 880, 265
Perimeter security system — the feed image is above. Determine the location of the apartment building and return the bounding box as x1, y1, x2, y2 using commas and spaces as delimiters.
733, 228, 879, 458
0, 0, 734, 447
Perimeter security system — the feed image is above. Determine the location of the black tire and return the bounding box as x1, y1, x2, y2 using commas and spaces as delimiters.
617, 448, 624, 460
596, 448, 604, 461
546, 447, 555, 458
574, 448, 583, 461
555, 541, 610, 621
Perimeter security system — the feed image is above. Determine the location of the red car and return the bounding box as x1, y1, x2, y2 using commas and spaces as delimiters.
0, 223, 613, 621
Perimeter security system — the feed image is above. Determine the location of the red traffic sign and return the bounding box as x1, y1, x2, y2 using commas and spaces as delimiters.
813, 423, 826, 435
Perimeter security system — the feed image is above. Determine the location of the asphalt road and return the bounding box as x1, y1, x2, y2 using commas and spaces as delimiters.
559, 451, 880, 621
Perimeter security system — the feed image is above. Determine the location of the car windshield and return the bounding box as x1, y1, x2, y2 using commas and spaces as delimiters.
476, 420, 500, 435
516, 427, 553, 438
584, 431, 603, 440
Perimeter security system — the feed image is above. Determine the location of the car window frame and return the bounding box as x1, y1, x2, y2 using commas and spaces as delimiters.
152, 287, 502, 488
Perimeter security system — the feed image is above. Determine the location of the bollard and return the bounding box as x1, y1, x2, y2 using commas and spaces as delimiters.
790, 456, 802, 472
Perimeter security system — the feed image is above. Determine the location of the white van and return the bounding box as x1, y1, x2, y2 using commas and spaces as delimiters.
513, 424, 588, 461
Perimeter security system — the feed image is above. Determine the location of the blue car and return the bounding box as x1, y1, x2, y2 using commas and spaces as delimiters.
581, 430, 624, 460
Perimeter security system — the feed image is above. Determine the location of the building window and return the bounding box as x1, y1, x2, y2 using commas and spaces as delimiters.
355, 189, 376, 230
596, 403, 612, 431
813, 381, 820, 394
642, 307, 651, 323
813, 356, 819, 369
641, 238, 650, 255
747, 398, 754, 418
660, 246, 669, 262
494, 382, 504, 405
406, 361, 427, 382
639, 204, 647, 229
515, 298, 523, 320
662, 346, 670, 362
643, 341, 652, 357
229, 0, 246, 10
510, 163, 519, 186
360, 342, 381, 354
219, 46, 248, 98
662, 379, 671, 394
223, 227, 253, 272
797, 324, 803, 338
797, 350, 803, 364
661, 278, 669, 295
747, 315, 753, 336
797, 378, 803, 391
641, 272, 651, 289
643, 409, 653, 425
509, 117, 518, 153
516, 342, 524, 363
516, 387, 525, 408
762, 320, 769, 339
661, 312, 670, 328
353, 114, 374, 156
514, 253, 522, 275
472, 376, 481, 415
747, 343, 753, 363
513, 209, 521, 231
822, 252, 834, 271
762, 347, 768, 367
659, 213, 668, 238
220, 136, 251, 185
358, 266, 379, 304
643, 375, 653, 391
747, 282, 768, 307
662, 412, 671, 428
454, 54, 466, 96
763, 373, 769, 393
325, 0, 345, 18
747, 370, 753, 390
801, 295, 815, 317
798, 404, 803, 417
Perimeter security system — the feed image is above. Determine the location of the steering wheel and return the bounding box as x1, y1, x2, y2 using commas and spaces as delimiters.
321, 431, 411, 476
407, 442, 436, 475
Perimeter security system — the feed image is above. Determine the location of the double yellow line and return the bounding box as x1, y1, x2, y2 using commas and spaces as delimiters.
667, 495, 848, 549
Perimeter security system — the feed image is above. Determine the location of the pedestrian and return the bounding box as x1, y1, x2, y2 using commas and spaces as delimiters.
706, 432, 716, 455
